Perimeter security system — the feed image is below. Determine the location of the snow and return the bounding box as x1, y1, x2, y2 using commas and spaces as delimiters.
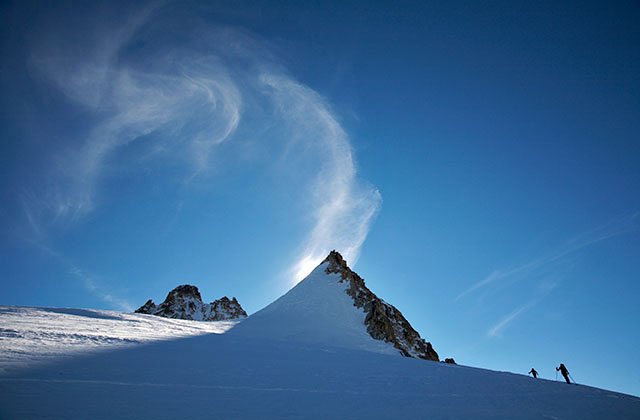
1, 316, 638, 419
229, 262, 398, 355
0, 306, 238, 373
1, 267, 639, 419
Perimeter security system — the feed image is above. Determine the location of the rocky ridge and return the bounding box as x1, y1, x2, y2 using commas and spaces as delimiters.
135, 284, 247, 321
323, 250, 439, 361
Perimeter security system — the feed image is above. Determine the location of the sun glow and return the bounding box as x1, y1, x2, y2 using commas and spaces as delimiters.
292, 254, 323, 285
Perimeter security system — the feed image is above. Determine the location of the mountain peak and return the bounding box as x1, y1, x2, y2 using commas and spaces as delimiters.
232, 251, 439, 361
323, 249, 348, 269
166, 284, 202, 301
323, 250, 439, 361
135, 284, 247, 321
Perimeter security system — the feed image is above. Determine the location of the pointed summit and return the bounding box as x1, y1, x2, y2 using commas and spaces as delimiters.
231, 251, 439, 361
322, 249, 350, 271
324, 250, 438, 360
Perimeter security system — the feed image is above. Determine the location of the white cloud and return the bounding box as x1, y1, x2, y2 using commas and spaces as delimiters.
67, 266, 134, 312
487, 299, 537, 338
458, 213, 639, 338
37, 64, 242, 218
457, 212, 640, 300
24, 3, 381, 297
33, 243, 134, 312
261, 75, 382, 282
486, 281, 557, 338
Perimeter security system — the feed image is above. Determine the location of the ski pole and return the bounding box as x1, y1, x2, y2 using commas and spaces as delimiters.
568, 373, 576, 384
555, 370, 558, 381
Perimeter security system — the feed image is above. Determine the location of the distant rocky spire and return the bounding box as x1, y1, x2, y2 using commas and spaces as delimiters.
135, 284, 247, 321
323, 250, 439, 361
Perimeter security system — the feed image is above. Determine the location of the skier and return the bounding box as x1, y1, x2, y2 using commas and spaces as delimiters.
556, 363, 570, 384
528, 368, 538, 378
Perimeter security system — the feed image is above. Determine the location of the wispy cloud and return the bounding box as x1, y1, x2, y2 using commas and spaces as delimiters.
22, 2, 381, 294
32, 242, 133, 311
32, 60, 242, 217
486, 281, 558, 338
67, 266, 134, 312
261, 75, 382, 282
20, 191, 132, 310
487, 299, 537, 338
457, 212, 640, 300
458, 213, 639, 338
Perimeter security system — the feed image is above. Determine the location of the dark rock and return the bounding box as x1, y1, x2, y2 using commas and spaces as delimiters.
323, 250, 440, 361
135, 299, 157, 314
135, 284, 247, 321
209, 296, 248, 320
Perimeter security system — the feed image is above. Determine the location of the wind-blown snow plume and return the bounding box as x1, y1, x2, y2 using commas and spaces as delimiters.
25, 2, 380, 288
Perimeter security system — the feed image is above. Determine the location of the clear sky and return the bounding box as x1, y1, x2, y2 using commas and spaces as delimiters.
1, 0, 639, 397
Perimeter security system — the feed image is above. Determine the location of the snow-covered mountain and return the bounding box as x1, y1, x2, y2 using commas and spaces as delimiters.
231, 251, 438, 360
135, 284, 247, 321
1, 252, 639, 419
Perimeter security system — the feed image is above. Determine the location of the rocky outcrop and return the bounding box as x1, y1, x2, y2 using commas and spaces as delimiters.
136, 299, 156, 314
209, 296, 248, 321
323, 250, 439, 361
135, 284, 247, 321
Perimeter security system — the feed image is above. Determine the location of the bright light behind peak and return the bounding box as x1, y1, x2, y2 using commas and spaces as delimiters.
293, 254, 324, 284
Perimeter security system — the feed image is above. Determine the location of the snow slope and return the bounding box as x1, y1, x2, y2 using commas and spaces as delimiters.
0, 312, 638, 419
229, 261, 399, 355
1, 258, 639, 419
0, 306, 238, 373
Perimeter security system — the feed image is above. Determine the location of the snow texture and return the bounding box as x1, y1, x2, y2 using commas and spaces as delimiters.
0, 306, 238, 373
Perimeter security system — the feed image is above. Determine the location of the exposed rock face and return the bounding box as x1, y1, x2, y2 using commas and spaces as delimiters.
323, 250, 439, 361
209, 296, 248, 321
136, 299, 156, 314
135, 285, 247, 321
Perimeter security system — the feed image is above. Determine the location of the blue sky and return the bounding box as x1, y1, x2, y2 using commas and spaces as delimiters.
1, 0, 639, 396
